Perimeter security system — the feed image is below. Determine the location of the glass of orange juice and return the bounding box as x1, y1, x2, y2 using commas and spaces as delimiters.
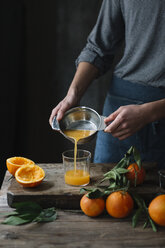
62, 149, 91, 186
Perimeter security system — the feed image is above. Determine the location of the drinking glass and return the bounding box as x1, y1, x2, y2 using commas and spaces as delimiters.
62, 149, 91, 186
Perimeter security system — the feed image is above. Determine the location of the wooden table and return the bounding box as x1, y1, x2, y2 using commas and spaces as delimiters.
0, 163, 165, 248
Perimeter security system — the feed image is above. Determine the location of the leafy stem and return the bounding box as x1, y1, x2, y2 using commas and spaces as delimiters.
80, 146, 157, 232
131, 193, 157, 232
1, 202, 57, 226
81, 146, 141, 199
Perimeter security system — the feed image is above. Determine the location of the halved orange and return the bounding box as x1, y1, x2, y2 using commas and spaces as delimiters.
6, 157, 35, 176
15, 164, 45, 187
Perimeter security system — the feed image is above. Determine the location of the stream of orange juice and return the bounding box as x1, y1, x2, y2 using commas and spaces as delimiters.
63, 130, 94, 186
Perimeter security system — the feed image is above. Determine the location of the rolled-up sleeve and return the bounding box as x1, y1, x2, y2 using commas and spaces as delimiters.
75, 0, 125, 76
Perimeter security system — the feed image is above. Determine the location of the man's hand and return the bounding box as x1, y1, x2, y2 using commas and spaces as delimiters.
49, 89, 79, 125
104, 104, 148, 140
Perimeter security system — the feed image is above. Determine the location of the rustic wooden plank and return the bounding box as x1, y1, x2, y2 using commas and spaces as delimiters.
7, 163, 108, 209
0, 171, 12, 209
5, 162, 165, 209
0, 163, 165, 248
0, 210, 165, 248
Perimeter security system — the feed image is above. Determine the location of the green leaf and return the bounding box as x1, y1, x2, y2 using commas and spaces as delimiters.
148, 218, 157, 232
114, 157, 128, 169
131, 193, 157, 232
122, 175, 128, 186
104, 169, 116, 180
115, 170, 121, 181
116, 168, 129, 174
80, 188, 92, 194
35, 215, 57, 223
131, 193, 143, 209
103, 171, 117, 181
42, 208, 56, 218
1, 201, 57, 226
134, 168, 138, 187
19, 213, 39, 221
105, 185, 129, 195
108, 182, 117, 189
132, 208, 143, 228
143, 220, 148, 229
104, 190, 111, 195
87, 189, 104, 199
0, 211, 18, 216
126, 157, 131, 167
33, 208, 57, 223
133, 147, 141, 168
2, 216, 31, 225
126, 146, 134, 156
141, 200, 157, 232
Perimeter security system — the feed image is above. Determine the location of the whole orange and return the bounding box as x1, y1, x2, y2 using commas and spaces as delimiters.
148, 194, 165, 226
80, 194, 105, 217
106, 191, 134, 218
126, 163, 145, 186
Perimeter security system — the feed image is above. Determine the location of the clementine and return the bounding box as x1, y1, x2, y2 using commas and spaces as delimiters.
6, 156, 35, 176
15, 164, 45, 187
106, 191, 134, 218
80, 194, 105, 217
126, 163, 145, 186
148, 194, 165, 226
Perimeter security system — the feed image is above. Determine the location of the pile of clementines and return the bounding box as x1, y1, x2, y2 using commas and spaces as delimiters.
80, 162, 165, 228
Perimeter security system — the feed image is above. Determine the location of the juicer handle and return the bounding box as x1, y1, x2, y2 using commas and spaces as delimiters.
98, 116, 107, 130
52, 116, 60, 131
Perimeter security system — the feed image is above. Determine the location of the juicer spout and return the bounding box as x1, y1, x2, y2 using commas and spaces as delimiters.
52, 116, 60, 131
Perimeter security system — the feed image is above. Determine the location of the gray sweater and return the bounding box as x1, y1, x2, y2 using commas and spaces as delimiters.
76, 0, 165, 87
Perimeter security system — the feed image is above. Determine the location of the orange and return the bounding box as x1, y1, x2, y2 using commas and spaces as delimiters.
126, 163, 145, 186
15, 164, 45, 187
106, 191, 134, 218
148, 194, 165, 226
80, 194, 105, 217
6, 156, 35, 176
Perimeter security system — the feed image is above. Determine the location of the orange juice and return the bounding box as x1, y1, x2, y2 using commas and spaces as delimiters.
63, 130, 94, 186
65, 169, 90, 186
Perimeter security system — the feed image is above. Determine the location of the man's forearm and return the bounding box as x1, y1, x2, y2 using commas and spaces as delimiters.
142, 99, 165, 123
67, 62, 99, 99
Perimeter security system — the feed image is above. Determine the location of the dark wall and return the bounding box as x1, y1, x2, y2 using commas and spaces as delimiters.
1, 0, 113, 185
0, 0, 25, 184
23, 0, 111, 163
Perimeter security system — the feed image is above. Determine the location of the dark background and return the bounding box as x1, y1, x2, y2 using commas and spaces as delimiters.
0, 0, 114, 186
